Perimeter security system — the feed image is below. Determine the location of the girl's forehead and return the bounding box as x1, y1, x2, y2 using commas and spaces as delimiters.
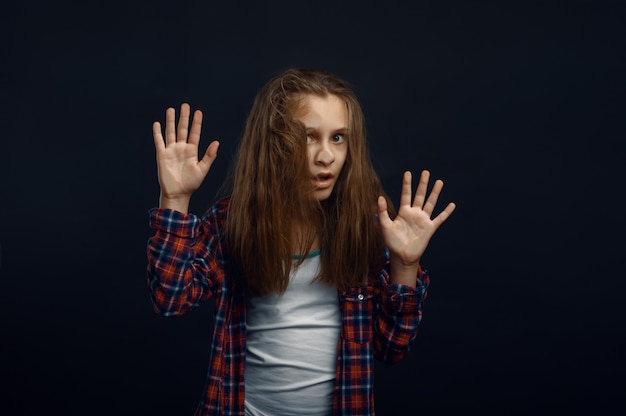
294, 95, 348, 127
293, 94, 349, 117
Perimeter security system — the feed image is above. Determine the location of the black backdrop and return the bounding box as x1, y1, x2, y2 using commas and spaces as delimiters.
2, 1, 625, 415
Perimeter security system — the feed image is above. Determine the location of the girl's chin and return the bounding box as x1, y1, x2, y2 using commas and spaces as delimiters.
313, 187, 334, 201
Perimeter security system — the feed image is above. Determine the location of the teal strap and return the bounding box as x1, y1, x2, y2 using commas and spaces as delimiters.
291, 248, 321, 260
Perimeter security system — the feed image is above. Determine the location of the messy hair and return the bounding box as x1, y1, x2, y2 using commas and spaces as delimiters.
225, 68, 394, 296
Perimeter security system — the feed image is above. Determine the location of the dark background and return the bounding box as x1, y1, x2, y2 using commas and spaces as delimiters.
2, 0, 624, 415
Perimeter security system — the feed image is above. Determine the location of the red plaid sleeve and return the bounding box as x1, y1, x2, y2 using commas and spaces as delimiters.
146, 199, 229, 317
373, 265, 429, 364
333, 263, 429, 414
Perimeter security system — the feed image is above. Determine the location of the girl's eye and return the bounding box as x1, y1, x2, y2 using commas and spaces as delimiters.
332, 134, 345, 143
306, 134, 314, 143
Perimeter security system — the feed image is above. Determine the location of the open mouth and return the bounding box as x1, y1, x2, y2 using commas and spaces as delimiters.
312, 173, 333, 189
314, 173, 332, 181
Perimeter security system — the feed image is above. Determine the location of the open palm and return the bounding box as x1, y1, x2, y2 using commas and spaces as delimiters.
378, 170, 456, 267
152, 103, 219, 203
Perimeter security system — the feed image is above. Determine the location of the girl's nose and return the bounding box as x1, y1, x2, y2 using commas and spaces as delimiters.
316, 143, 335, 166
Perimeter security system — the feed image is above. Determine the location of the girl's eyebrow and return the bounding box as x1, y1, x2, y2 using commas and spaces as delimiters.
305, 127, 348, 133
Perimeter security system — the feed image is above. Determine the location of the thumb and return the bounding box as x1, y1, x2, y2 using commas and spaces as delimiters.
198, 140, 220, 173
377, 196, 392, 226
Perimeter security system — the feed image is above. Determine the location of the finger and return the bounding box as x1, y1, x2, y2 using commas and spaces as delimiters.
377, 196, 393, 227
187, 109, 203, 146
422, 179, 444, 216
198, 140, 220, 174
177, 103, 191, 142
152, 121, 165, 153
399, 171, 413, 207
165, 107, 176, 146
413, 170, 430, 208
432, 202, 457, 229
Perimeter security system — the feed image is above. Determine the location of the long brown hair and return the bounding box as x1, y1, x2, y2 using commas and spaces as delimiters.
225, 68, 395, 296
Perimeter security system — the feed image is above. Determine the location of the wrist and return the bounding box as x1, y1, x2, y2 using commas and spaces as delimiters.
159, 193, 191, 213
389, 256, 420, 287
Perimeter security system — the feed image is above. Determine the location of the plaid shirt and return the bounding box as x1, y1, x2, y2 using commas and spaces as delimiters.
146, 198, 429, 416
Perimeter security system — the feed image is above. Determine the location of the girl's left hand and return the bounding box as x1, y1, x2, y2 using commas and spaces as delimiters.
378, 170, 456, 273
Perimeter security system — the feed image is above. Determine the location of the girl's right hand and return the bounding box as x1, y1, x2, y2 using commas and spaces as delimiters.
152, 103, 220, 213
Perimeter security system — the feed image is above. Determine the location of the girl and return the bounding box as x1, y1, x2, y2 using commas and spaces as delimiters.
147, 68, 456, 416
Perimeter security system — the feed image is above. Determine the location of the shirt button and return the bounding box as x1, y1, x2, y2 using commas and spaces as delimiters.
357, 294, 364, 301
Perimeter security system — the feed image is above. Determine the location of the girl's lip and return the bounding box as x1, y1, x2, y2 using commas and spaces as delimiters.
312, 173, 334, 189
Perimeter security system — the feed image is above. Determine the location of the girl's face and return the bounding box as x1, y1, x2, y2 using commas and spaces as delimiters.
295, 94, 349, 201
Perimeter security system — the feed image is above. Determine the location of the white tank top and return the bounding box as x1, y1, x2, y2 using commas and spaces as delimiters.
244, 250, 341, 416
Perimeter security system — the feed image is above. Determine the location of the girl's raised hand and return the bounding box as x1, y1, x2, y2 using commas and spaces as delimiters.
377, 170, 456, 286
152, 103, 220, 212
